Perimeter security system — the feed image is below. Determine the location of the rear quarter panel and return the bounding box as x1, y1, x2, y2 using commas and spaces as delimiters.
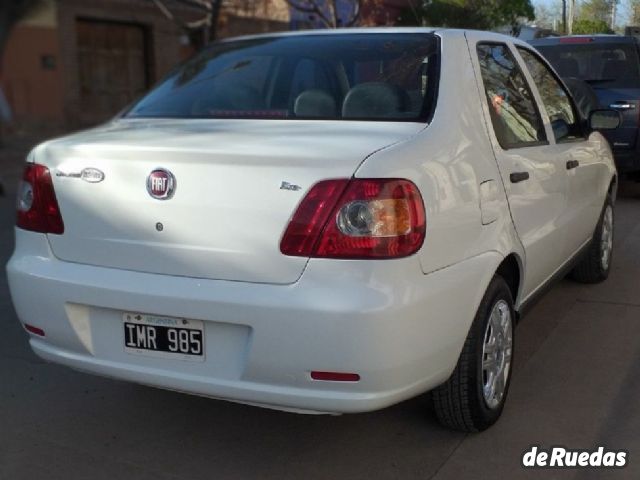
355, 31, 524, 289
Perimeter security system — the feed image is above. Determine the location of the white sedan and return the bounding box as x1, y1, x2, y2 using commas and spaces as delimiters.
7, 29, 619, 432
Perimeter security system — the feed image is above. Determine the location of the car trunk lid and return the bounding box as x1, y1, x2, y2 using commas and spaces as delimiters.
40, 119, 423, 284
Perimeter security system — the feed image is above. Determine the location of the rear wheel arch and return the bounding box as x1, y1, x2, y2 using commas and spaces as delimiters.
609, 175, 617, 202
570, 194, 614, 284
432, 274, 515, 431
495, 254, 522, 308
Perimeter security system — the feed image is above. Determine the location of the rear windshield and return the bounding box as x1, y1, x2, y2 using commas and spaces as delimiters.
126, 33, 439, 122
536, 42, 640, 87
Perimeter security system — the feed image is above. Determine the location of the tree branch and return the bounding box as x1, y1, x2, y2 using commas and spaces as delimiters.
404, 0, 422, 26
328, 0, 338, 27
147, 0, 212, 32
284, 0, 317, 13
285, 0, 333, 28
151, 0, 176, 20
346, 0, 361, 26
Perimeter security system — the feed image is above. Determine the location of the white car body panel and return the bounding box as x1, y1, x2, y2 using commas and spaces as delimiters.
7, 29, 616, 414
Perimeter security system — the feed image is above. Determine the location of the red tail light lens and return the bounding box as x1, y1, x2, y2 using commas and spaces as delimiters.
16, 164, 64, 234
310, 371, 360, 382
24, 323, 46, 337
281, 178, 425, 259
279, 179, 350, 257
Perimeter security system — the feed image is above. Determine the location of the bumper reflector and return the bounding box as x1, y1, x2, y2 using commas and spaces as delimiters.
310, 371, 360, 382
24, 324, 45, 337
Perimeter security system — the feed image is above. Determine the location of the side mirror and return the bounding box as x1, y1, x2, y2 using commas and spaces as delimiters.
589, 110, 622, 130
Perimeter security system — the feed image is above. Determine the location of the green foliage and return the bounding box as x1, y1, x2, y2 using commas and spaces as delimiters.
400, 0, 535, 30
572, 18, 613, 34
631, 0, 640, 26
580, 0, 616, 23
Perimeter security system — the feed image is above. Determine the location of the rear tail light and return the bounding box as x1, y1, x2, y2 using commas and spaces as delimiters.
16, 164, 64, 234
281, 178, 425, 259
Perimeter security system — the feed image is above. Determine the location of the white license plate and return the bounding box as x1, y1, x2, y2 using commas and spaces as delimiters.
123, 313, 205, 362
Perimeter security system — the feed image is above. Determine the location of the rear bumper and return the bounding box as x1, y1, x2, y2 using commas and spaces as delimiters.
7, 229, 501, 414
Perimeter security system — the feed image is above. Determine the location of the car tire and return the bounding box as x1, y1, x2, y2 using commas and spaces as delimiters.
432, 276, 515, 432
570, 195, 614, 284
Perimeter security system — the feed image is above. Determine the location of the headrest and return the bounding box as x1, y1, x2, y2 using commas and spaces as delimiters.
294, 90, 337, 118
342, 83, 408, 119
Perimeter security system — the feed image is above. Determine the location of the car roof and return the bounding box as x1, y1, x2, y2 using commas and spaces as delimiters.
217, 27, 435, 43
530, 35, 638, 46
216, 27, 519, 45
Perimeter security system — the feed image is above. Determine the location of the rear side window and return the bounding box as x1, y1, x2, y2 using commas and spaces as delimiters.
126, 34, 439, 122
518, 48, 583, 143
477, 43, 547, 150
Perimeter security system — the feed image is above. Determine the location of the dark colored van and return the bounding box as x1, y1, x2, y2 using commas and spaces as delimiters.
530, 35, 640, 176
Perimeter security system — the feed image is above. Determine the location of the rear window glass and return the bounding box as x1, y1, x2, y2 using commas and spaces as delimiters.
126, 34, 439, 122
535, 42, 640, 86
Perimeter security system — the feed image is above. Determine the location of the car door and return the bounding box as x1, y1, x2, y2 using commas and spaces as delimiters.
471, 38, 570, 300
515, 46, 603, 258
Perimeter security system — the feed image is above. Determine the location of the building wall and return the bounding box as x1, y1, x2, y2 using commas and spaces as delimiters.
0, 0, 194, 130
1, 0, 65, 128
1, 25, 65, 127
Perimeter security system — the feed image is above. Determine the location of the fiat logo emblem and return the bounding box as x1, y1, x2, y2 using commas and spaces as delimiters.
147, 168, 176, 200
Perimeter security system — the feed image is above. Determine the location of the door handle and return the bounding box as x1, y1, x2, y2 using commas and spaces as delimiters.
566, 159, 579, 170
609, 102, 635, 110
510, 171, 530, 184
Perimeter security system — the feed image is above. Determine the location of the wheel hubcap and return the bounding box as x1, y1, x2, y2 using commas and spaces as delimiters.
482, 300, 513, 410
600, 205, 613, 271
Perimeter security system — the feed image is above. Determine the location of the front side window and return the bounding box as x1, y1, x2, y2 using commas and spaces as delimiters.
477, 44, 547, 150
518, 48, 583, 143
126, 34, 439, 122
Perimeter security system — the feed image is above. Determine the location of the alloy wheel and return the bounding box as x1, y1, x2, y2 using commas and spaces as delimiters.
482, 299, 513, 410
600, 205, 614, 271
